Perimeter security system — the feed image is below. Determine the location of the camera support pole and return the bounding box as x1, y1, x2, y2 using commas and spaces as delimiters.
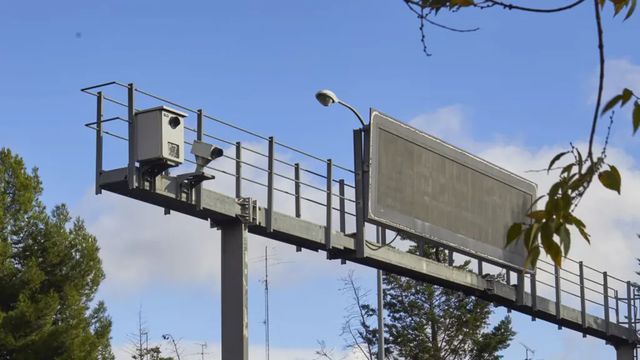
221, 220, 249, 360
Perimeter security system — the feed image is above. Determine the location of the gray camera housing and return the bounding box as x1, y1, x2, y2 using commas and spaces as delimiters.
191, 140, 224, 169
135, 106, 187, 166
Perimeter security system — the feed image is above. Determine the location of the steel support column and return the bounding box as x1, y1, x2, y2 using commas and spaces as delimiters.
376, 227, 385, 360
196, 109, 204, 210
96, 167, 640, 349
95, 91, 103, 195
266, 137, 274, 232
615, 343, 635, 360
353, 128, 366, 258
127, 83, 136, 189
377, 268, 384, 360
221, 221, 248, 360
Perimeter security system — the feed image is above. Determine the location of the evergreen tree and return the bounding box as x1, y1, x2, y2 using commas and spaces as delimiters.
341, 246, 515, 360
0, 148, 114, 360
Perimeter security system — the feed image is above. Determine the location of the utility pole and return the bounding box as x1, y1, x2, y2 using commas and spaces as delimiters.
196, 342, 207, 360
520, 342, 535, 360
376, 227, 385, 360
254, 246, 290, 360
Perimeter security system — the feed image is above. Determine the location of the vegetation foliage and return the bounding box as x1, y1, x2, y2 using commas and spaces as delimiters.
401, 0, 639, 268
0, 148, 114, 359
324, 246, 514, 360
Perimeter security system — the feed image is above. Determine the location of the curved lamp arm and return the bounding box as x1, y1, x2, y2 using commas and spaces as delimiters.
337, 100, 366, 128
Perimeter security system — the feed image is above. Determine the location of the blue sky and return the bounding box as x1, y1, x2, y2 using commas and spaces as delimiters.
1, 0, 640, 359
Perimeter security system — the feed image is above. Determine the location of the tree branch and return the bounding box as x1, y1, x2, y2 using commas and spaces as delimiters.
347, 324, 372, 360
588, 0, 606, 162
343, 272, 374, 360
424, 18, 480, 32
406, 0, 586, 13
481, 0, 586, 13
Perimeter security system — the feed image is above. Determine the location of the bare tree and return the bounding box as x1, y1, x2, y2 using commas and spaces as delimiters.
314, 340, 337, 360
129, 309, 149, 360
339, 270, 376, 360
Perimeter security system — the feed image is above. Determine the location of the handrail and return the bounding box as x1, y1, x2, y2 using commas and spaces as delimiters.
83, 81, 640, 343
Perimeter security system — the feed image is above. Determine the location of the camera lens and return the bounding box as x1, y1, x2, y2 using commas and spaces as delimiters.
168, 116, 181, 129
210, 147, 223, 159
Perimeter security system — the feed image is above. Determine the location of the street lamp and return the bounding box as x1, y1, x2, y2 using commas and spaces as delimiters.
315, 89, 383, 360
315, 89, 366, 127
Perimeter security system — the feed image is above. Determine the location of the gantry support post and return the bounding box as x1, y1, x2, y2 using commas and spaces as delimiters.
221, 221, 248, 360
615, 343, 635, 360
376, 227, 385, 360
95, 91, 103, 195
353, 128, 366, 258
127, 83, 137, 190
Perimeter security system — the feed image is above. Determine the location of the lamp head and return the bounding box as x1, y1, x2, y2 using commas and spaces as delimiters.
315, 89, 339, 107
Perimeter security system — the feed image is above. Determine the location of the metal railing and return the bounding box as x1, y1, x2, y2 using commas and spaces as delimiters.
83, 81, 640, 346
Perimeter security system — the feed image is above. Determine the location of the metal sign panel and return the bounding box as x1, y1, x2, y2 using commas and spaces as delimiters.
366, 110, 536, 270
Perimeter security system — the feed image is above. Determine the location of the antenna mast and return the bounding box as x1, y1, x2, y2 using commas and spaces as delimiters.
196, 342, 207, 360
519, 342, 535, 360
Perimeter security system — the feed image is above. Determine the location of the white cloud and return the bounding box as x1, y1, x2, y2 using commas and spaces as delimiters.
408, 104, 640, 284
409, 104, 470, 144
79, 141, 364, 293
603, 58, 640, 102
81, 192, 220, 291
84, 102, 638, 358
409, 105, 640, 319
479, 143, 640, 282
83, 102, 639, 302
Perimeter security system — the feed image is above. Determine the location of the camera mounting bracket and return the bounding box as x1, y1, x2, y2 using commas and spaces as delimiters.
175, 170, 215, 203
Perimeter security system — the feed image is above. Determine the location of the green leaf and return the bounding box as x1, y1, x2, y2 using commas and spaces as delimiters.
524, 246, 540, 270
576, 148, 583, 173
541, 220, 554, 244
598, 165, 622, 194
622, 88, 634, 106
559, 193, 572, 215
626, 0, 637, 19
614, 0, 626, 15
450, 0, 475, 6
540, 222, 562, 267
527, 210, 547, 221
633, 101, 640, 135
568, 214, 586, 229
557, 224, 571, 256
569, 163, 595, 192
545, 197, 559, 215
523, 225, 533, 249
547, 151, 570, 173
506, 223, 523, 246
526, 195, 546, 213
601, 94, 623, 115
561, 163, 575, 176
577, 225, 591, 244
523, 223, 540, 250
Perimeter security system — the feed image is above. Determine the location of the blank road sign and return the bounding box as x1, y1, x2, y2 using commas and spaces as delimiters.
366, 110, 536, 270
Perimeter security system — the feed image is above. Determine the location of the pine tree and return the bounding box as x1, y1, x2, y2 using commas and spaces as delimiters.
0, 148, 114, 360
341, 246, 515, 360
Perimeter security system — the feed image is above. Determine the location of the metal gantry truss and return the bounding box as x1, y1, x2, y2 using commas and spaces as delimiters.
83, 81, 640, 359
